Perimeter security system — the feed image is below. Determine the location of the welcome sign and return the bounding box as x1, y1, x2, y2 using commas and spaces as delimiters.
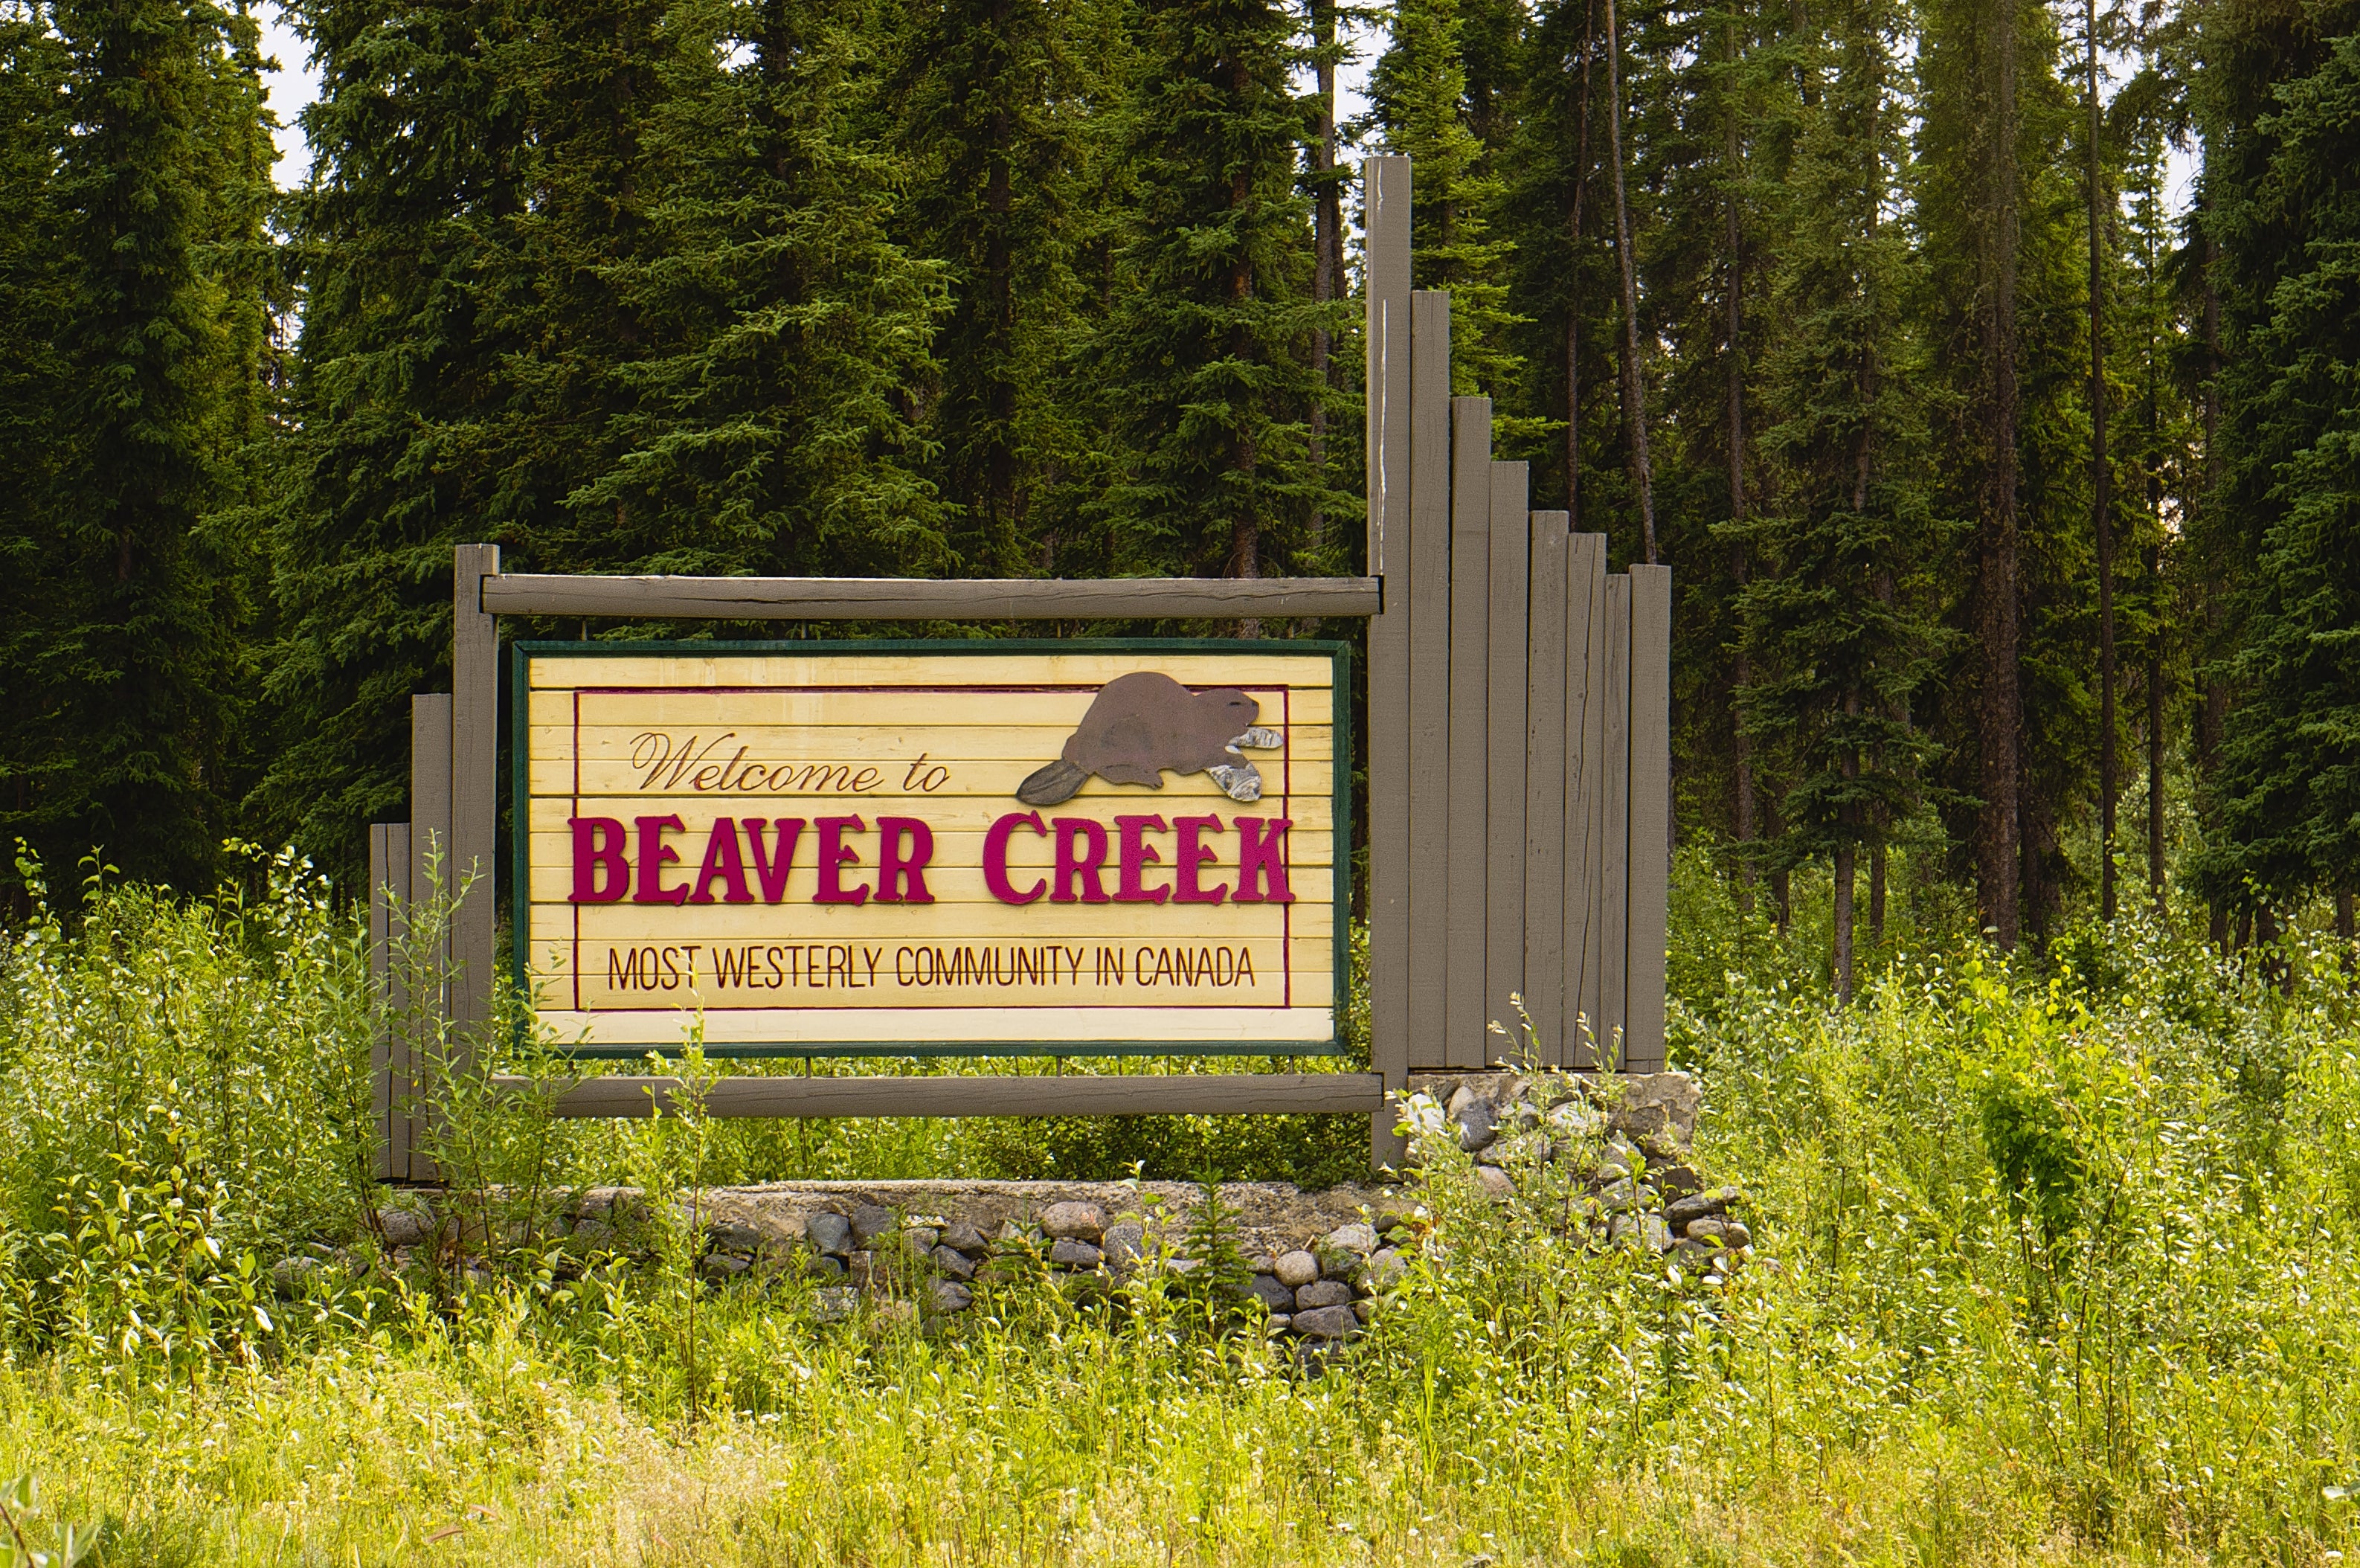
513, 641, 1348, 1055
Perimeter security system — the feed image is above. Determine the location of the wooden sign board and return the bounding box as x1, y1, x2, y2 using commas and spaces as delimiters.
512, 641, 1349, 1056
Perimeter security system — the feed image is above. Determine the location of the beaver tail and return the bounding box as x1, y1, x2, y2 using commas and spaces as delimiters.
1015, 759, 1088, 807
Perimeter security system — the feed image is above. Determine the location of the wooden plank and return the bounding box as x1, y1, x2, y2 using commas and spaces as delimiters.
1625, 564, 1673, 1073
452, 545, 500, 1051
386, 823, 412, 1177
501, 1071, 1387, 1119
1363, 153, 1414, 1173
410, 695, 453, 1183
1483, 464, 1530, 1065
533, 651, 1340, 694
483, 574, 1383, 623
1564, 536, 1608, 1065
1600, 576, 1631, 1065
1523, 513, 1570, 1066
368, 826, 392, 1180
1444, 397, 1492, 1070
1405, 291, 1453, 1076
534, 1003, 1339, 1047
527, 720, 1340, 768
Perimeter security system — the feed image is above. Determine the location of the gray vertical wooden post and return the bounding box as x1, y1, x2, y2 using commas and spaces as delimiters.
1484, 465, 1529, 1060
1523, 513, 1570, 1065
451, 544, 501, 1041
1444, 397, 1493, 1068
408, 694, 452, 1182
1565, 536, 1609, 1064
1600, 577, 1632, 1060
1624, 564, 1672, 1072
1363, 156, 1414, 1169
1406, 292, 1453, 1072
376, 822, 414, 1180
368, 826, 392, 1180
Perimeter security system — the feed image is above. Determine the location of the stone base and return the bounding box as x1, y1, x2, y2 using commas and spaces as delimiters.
653, 1178, 1402, 1260
1403, 1070, 1698, 1154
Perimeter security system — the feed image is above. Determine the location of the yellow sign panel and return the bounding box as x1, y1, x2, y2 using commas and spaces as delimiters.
514, 643, 1348, 1053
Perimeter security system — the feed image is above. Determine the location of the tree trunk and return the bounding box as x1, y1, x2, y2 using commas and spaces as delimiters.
1836, 699, 1861, 1003
1726, 16, 1752, 911
2147, 543, 2165, 915
2200, 217, 2228, 949
1566, 0, 1595, 519
1833, 845, 1855, 1003
1976, 0, 2023, 949
2147, 279, 2167, 918
2087, 0, 2117, 922
2257, 903, 2287, 994
1869, 845, 1887, 944
2022, 766, 2061, 946
1604, 0, 1657, 564
1308, 0, 1337, 553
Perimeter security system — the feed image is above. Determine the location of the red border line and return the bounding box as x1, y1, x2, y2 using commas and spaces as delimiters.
572, 689, 583, 1014
1282, 686, 1293, 1009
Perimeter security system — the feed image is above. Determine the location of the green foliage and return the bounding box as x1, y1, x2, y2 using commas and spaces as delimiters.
2201, 19, 2360, 911
1089, 0, 1346, 585
891, 0, 1125, 576
1910, 0, 2106, 933
0, 1476, 99, 1568
262, 0, 954, 869
1366, 0, 1526, 407
0, 0, 280, 892
1729, 0, 1950, 922
0, 864, 2354, 1558
0, 844, 373, 1355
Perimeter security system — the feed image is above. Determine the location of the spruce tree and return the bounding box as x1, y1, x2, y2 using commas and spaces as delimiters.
42, 0, 257, 886
2204, 13, 2360, 912
577, 0, 948, 579
1367, 0, 1525, 408
1638, 0, 1798, 859
1914, 0, 2094, 945
1093, 0, 1342, 598
0, 16, 75, 864
1498, 0, 1608, 514
893, 0, 1099, 576
1733, 0, 1943, 999
261, 0, 538, 856
266, 0, 948, 865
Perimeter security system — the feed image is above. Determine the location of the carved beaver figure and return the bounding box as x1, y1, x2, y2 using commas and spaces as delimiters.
1016, 672, 1285, 806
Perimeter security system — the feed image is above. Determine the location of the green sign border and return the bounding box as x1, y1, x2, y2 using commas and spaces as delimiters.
510, 637, 1353, 1060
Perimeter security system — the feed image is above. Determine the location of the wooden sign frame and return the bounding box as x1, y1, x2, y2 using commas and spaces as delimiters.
509, 637, 1354, 1061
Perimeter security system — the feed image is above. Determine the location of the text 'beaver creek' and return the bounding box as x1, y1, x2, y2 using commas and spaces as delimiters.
565, 812, 1296, 907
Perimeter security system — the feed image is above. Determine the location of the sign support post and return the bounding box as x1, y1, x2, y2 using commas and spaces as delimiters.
1363, 153, 1413, 1172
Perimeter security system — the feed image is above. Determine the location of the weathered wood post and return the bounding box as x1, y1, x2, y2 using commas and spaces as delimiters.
451, 544, 501, 1044
1444, 396, 1491, 1068
372, 544, 500, 1182
403, 693, 450, 1179
1365, 154, 1413, 1169
366, 823, 411, 1179
1624, 563, 1672, 1071
1405, 289, 1453, 1080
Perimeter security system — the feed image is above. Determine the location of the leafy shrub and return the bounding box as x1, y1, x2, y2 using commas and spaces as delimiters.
0, 845, 373, 1359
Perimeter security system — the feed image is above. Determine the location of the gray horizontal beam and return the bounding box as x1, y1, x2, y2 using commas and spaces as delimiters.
480, 574, 1382, 622
493, 1072, 1386, 1119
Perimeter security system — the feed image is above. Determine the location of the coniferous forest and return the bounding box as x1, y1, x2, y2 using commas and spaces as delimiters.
4, 0, 2360, 974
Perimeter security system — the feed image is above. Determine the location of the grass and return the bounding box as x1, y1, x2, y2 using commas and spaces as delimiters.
2, 841, 2359, 1564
